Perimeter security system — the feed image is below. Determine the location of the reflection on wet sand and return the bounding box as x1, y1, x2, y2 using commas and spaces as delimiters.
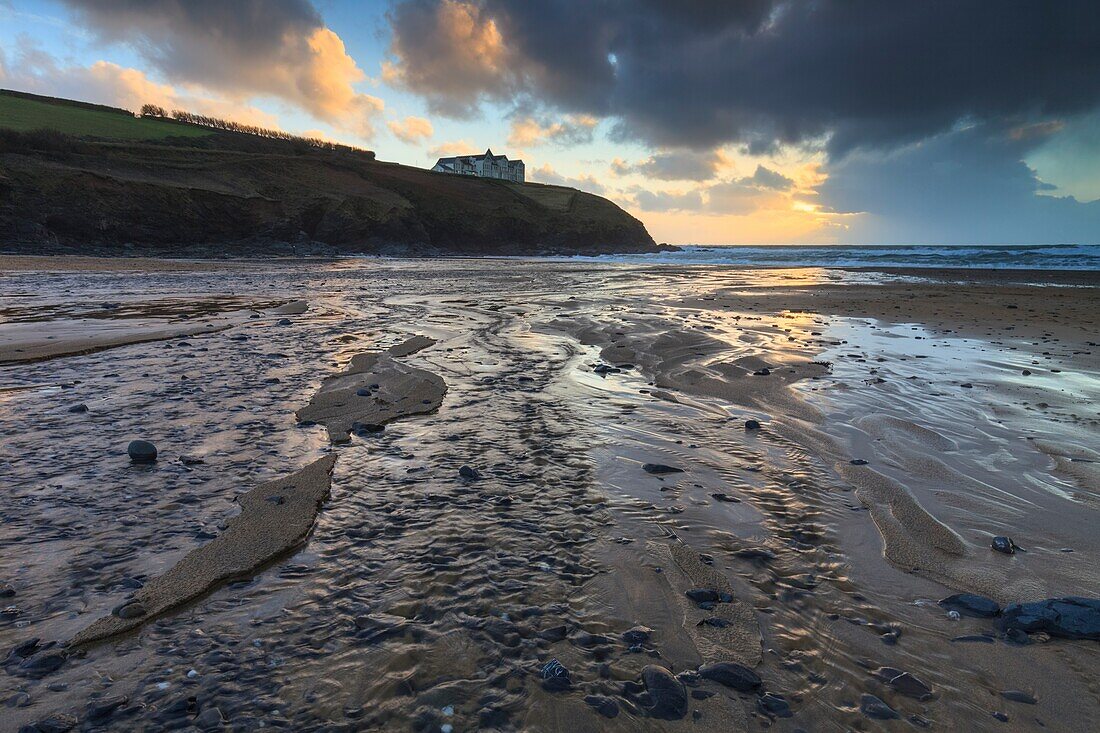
0, 257, 1097, 731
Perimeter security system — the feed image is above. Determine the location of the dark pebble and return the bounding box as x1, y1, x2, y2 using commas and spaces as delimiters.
275, 318, 292, 326
86, 695, 128, 722
127, 440, 158, 464
18, 713, 77, 732
584, 695, 620, 718
939, 593, 1001, 618
744, 419, 761, 430
6, 691, 31, 707
756, 692, 792, 718
458, 465, 481, 480
67, 404, 89, 413
1000, 690, 1037, 705
992, 711, 1009, 722
0, 584, 14, 598
538, 625, 568, 642
542, 677, 571, 692
685, 588, 719, 604
113, 601, 147, 619
574, 632, 613, 648
887, 671, 933, 700
991, 536, 1016, 555
9, 637, 41, 658
641, 665, 688, 720
642, 463, 684, 475
849, 459, 869, 466
698, 662, 761, 692
860, 694, 900, 720
734, 548, 775, 563
195, 707, 225, 730
622, 625, 652, 645
17, 650, 67, 679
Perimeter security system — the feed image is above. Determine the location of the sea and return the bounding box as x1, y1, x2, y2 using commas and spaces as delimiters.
560, 243, 1100, 270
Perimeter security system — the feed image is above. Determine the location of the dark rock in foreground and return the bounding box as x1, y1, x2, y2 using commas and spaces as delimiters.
641, 665, 688, 720
540, 658, 571, 692
874, 667, 933, 700
697, 662, 761, 692
1001, 690, 1037, 704
584, 695, 620, 718
860, 694, 900, 720
939, 593, 1001, 618
999, 597, 1100, 640
642, 463, 684, 475
756, 692, 792, 718
127, 440, 157, 464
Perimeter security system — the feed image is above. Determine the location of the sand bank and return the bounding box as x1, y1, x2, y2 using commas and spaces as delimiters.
296, 336, 446, 443
69, 455, 336, 646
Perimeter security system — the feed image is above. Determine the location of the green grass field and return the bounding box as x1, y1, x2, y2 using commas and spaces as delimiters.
0, 93, 212, 140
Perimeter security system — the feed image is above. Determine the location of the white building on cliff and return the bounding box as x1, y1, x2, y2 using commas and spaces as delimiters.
431, 148, 525, 183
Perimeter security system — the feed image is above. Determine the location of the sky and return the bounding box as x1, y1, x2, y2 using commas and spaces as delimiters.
2, 0, 1099, 246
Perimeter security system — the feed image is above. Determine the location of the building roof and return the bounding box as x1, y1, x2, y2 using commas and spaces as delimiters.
434, 148, 524, 165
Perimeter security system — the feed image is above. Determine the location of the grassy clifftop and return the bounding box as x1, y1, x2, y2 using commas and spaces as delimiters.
0, 91, 656, 256
0, 91, 212, 140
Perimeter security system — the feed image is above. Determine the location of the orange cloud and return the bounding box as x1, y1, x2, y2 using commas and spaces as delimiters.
427, 139, 477, 158
388, 116, 435, 144
385, 0, 512, 116
296, 27, 383, 136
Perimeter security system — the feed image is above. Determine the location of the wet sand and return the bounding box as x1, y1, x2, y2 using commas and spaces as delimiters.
1, 257, 1097, 731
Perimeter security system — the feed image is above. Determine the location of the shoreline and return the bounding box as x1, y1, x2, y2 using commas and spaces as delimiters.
3, 252, 1099, 283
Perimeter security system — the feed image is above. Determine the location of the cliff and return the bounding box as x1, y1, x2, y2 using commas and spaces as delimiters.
0, 129, 657, 257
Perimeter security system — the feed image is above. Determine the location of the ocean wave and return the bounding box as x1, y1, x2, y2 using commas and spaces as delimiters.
554, 244, 1100, 270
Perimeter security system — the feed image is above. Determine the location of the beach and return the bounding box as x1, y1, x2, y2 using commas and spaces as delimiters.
1, 255, 1098, 731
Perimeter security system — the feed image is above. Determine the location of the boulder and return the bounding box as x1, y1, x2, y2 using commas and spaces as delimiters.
641, 665, 688, 720
999, 597, 1100, 640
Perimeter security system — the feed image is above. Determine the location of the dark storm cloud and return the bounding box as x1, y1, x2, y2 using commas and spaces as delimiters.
615, 149, 726, 181
387, 1, 1100, 156
816, 123, 1100, 243
632, 188, 705, 213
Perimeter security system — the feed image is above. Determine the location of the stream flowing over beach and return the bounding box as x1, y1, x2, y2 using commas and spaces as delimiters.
1, 256, 1098, 732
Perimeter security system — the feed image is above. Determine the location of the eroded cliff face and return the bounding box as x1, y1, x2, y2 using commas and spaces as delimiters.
0, 135, 657, 256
